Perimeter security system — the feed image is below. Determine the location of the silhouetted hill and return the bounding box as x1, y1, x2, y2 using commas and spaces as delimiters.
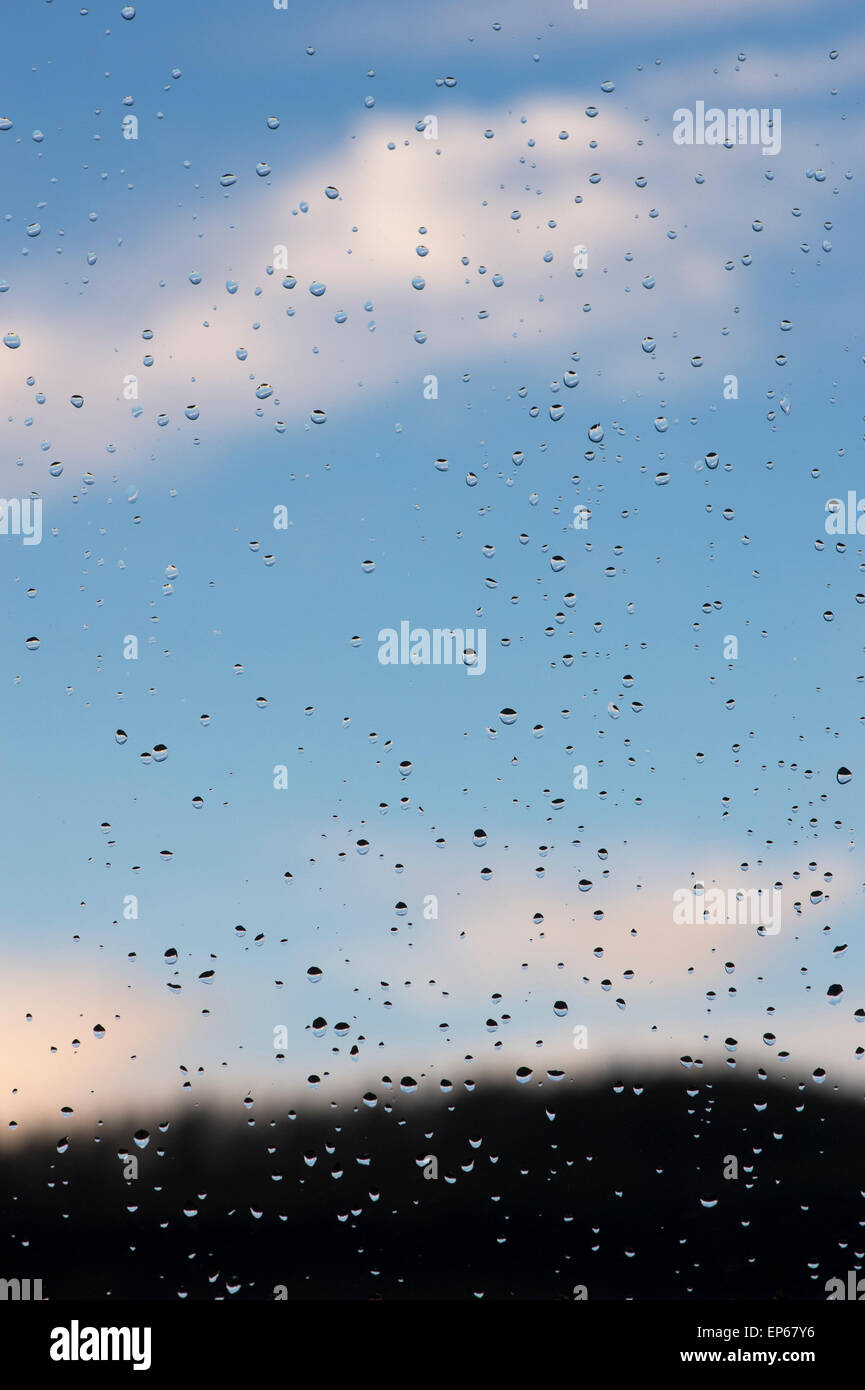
1, 1074, 861, 1299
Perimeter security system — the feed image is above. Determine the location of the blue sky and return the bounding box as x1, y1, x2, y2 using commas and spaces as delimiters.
0, 0, 863, 1139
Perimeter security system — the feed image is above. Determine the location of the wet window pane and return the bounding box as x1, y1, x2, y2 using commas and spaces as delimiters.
0, 0, 860, 1334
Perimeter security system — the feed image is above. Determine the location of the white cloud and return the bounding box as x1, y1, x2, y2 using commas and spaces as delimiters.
0, 87, 855, 495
